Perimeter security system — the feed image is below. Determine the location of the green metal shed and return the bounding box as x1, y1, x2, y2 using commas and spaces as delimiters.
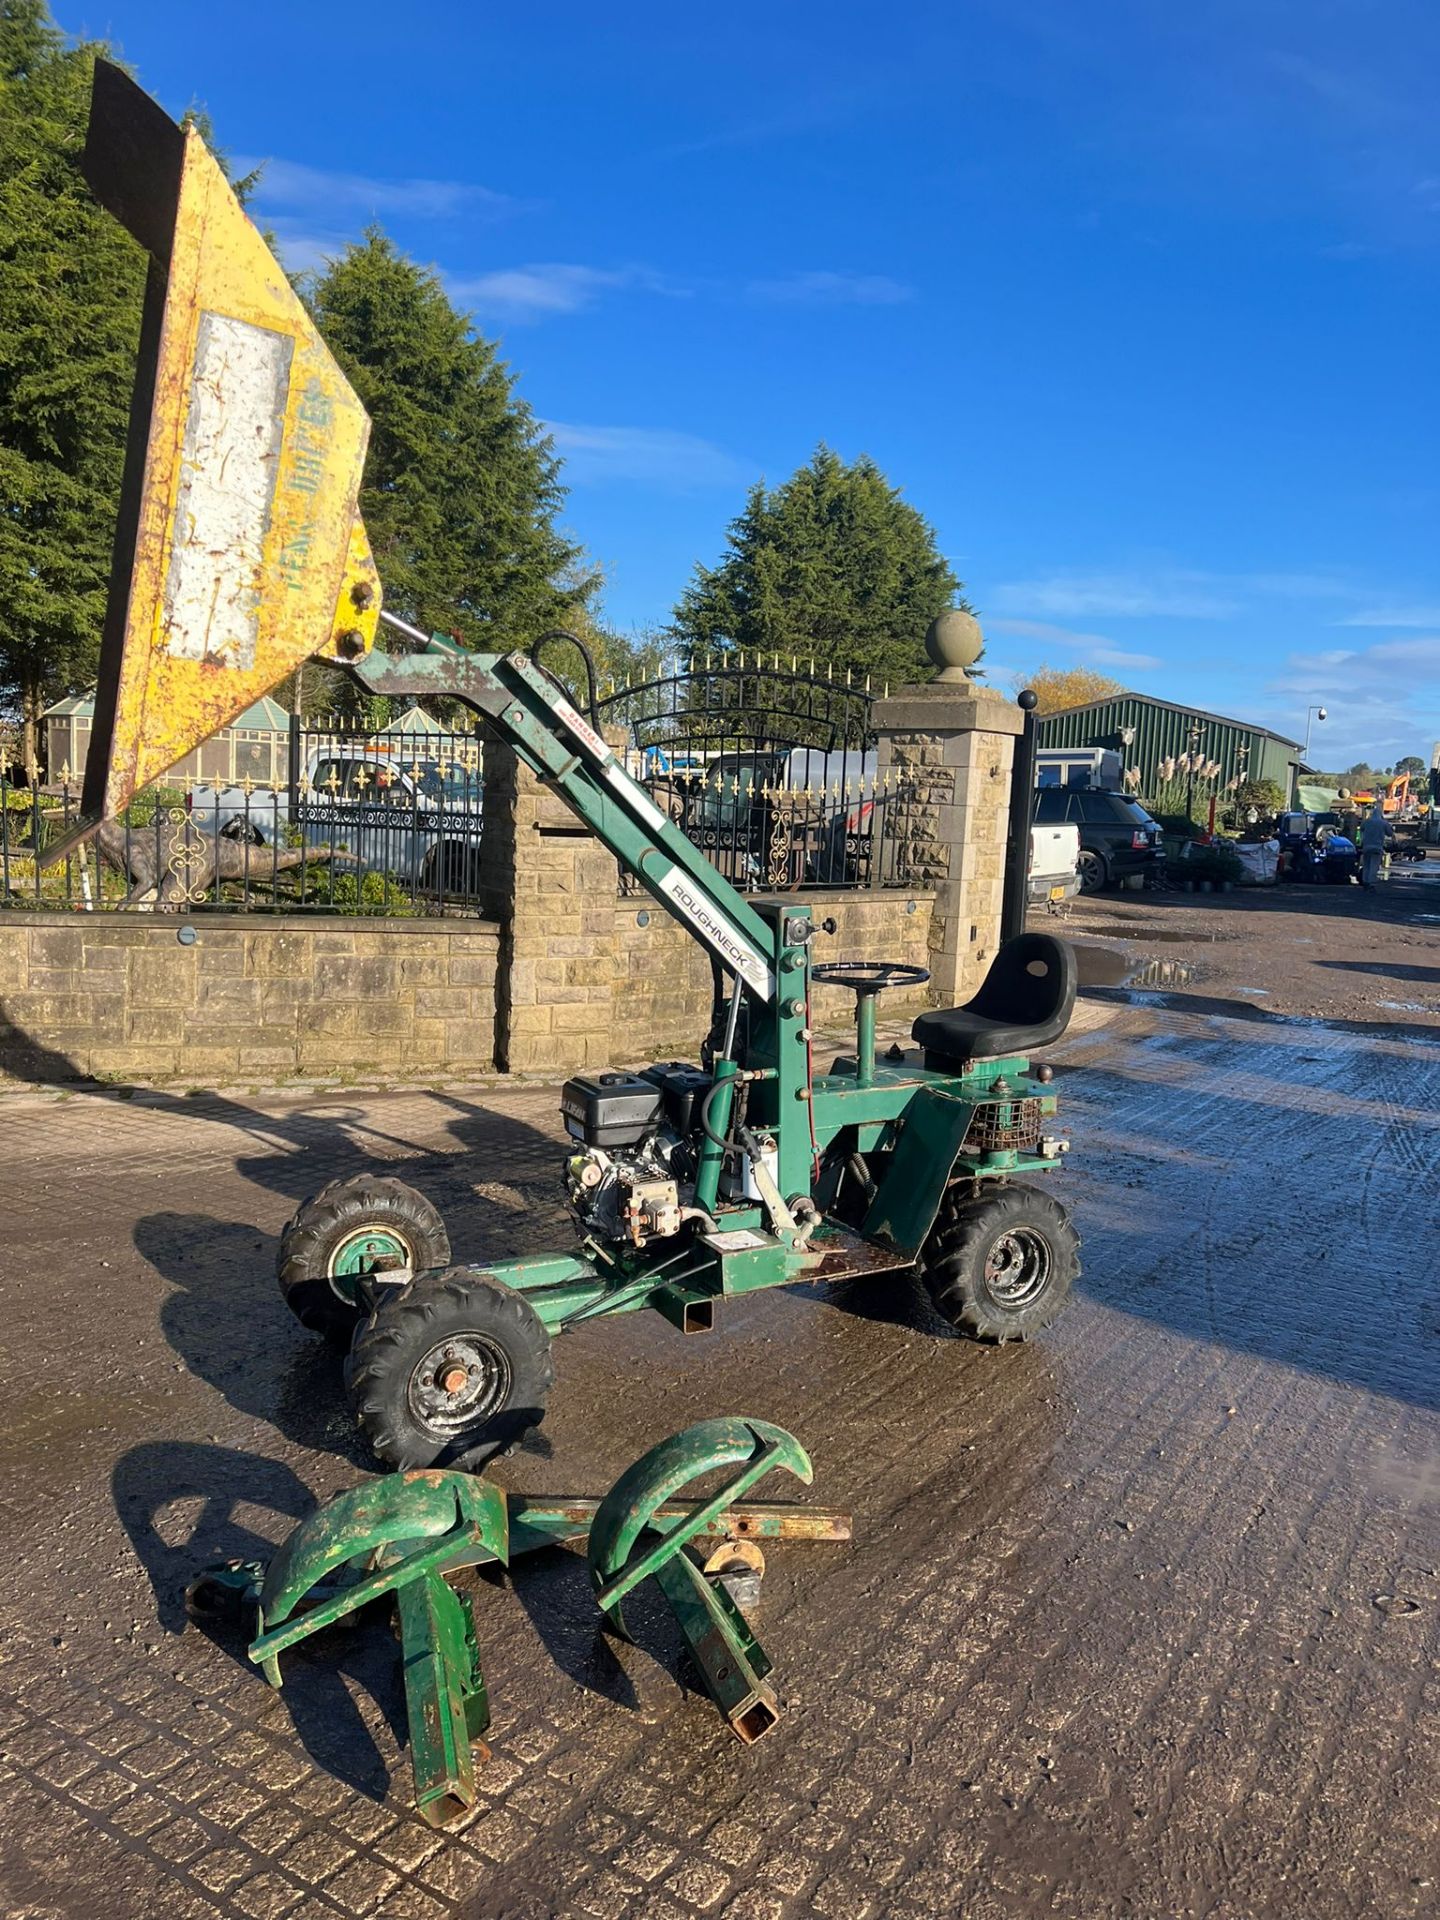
1035, 693, 1302, 798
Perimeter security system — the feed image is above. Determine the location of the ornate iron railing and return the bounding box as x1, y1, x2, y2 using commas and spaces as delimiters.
1, 723, 485, 915
597, 654, 916, 892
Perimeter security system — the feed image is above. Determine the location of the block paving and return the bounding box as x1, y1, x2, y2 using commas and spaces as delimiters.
0, 996, 1435, 1917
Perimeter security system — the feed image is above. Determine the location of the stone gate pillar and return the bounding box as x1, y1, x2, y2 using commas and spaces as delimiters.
478, 727, 621, 1074
872, 613, 1023, 1008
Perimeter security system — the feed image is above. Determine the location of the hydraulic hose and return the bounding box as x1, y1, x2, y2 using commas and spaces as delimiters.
529, 631, 603, 729
699, 1073, 747, 1163
695, 977, 746, 1212
848, 1151, 877, 1204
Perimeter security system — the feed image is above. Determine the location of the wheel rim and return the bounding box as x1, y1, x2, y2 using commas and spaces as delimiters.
1078, 852, 1104, 892
406, 1333, 513, 1438
326, 1226, 412, 1306
983, 1226, 1053, 1309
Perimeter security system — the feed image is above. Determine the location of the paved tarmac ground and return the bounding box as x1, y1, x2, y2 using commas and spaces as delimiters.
0, 972, 1437, 1916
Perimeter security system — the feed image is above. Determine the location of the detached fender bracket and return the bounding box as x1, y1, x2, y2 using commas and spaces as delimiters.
586, 1416, 815, 1743
862, 1085, 977, 1253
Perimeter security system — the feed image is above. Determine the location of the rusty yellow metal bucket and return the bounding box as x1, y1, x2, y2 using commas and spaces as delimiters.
59, 62, 380, 847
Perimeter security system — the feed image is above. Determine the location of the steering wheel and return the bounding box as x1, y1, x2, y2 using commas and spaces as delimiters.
810, 961, 931, 995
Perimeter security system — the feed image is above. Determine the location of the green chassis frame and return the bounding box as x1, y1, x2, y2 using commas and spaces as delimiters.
336, 632, 1063, 1334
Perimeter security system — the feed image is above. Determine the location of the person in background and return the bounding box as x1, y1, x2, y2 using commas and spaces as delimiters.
1319, 825, 1359, 884
1360, 801, 1389, 888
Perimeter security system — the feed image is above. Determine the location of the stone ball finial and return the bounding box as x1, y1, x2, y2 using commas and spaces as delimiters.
926, 609, 983, 683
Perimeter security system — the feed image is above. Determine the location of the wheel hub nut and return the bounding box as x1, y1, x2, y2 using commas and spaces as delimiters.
440, 1365, 469, 1395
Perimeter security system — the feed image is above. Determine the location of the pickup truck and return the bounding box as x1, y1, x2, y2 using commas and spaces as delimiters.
1029, 820, 1082, 904
189, 745, 485, 898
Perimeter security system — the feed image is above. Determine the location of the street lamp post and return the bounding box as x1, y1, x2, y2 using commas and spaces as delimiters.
1302, 705, 1327, 758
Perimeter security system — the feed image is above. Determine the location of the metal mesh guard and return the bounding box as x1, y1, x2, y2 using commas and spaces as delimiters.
964, 1098, 1043, 1152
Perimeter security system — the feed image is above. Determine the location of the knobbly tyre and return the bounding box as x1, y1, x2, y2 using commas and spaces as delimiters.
64, 63, 1083, 1474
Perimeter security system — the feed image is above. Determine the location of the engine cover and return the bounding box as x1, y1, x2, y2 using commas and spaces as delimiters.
641, 1061, 712, 1135
560, 1072, 663, 1149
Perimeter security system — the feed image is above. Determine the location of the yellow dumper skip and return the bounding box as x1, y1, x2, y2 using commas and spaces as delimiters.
72, 61, 380, 832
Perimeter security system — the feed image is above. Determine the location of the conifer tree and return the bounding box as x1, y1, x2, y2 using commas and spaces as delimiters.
671, 445, 966, 689
308, 231, 595, 679
0, 3, 145, 776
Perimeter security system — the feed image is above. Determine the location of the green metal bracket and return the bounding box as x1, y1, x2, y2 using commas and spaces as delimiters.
396, 1568, 490, 1826
245, 1469, 509, 1828
586, 1416, 814, 1741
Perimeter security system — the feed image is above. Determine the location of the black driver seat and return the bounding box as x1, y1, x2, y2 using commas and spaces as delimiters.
912, 933, 1076, 1068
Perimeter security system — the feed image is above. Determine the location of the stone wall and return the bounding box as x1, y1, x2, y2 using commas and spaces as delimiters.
0, 673, 1020, 1089
0, 912, 500, 1085
613, 889, 936, 1060
479, 727, 624, 1076
0, 893, 937, 1089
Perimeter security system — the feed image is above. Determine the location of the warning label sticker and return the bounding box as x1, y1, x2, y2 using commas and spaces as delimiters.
552, 697, 611, 762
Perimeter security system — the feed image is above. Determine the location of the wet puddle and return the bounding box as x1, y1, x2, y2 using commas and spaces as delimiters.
1075, 945, 1196, 990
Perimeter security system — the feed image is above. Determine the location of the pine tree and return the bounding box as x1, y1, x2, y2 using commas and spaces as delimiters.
307, 232, 596, 696
0, 4, 145, 778
670, 445, 966, 689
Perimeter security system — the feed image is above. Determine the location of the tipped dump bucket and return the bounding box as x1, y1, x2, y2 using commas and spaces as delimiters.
71, 62, 381, 829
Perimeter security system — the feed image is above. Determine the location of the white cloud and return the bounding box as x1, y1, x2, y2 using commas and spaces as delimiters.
1091, 647, 1163, 669
239, 156, 516, 222
991, 567, 1381, 623
450, 263, 908, 321
260, 217, 352, 275
1366, 635, 1440, 666
988, 616, 1121, 648
986, 616, 1159, 672
1264, 634, 1440, 765
449, 264, 643, 319
991, 570, 1241, 620
1338, 604, 1440, 627
744, 271, 913, 306
544, 422, 752, 489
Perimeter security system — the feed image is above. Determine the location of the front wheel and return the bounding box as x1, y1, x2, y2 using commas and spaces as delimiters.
920, 1183, 1079, 1342
277, 1176, 450, 1345
346, 1267, 555, 1470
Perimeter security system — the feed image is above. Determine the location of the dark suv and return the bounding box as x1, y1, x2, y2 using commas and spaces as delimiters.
1033, 787, 1164, 892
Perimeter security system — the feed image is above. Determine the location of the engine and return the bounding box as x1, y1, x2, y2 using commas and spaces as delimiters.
560, 1065, 711, 1247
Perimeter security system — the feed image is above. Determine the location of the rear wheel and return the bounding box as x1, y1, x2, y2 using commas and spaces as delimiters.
277, 1176, 450, 1345
920, 1183, 1078, 1342
346, 1267, 555, 1470
1077, 848, 1109, 893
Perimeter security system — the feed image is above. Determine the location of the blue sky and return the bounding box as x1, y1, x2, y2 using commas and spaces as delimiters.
69, 0, 1440, 769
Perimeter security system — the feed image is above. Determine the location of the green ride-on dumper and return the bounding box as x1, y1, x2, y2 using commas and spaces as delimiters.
65, 64, 1083, 1476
